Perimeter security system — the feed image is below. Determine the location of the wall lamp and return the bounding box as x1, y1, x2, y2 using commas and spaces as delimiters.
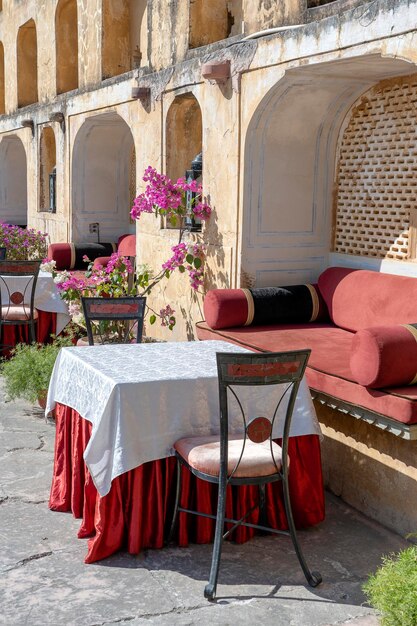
49, 112, 65, 133
22, 119, 35, 137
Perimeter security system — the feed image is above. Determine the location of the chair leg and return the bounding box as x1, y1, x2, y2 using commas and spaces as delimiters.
167, 458, 182, 545
29, 320, 36, 344
282, 473, 322, 588
204, 476, 227, 601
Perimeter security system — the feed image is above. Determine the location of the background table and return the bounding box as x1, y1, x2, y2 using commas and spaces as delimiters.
48, 340, 325, 563
1, 270, 70, 350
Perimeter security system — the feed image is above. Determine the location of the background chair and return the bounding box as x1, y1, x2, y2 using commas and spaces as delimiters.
0, 260, 41, 349
81, 296, 146, 345
169, 349, 322, 600
0, 248, 6, 260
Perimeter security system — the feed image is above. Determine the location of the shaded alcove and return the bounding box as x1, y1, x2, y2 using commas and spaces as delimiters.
17, 19, 38, 108
102, 0, 148, 79
0, 42, 5, 114
241, 55, 416, 288
189, 0, 241, 49
0, 136, 27, 226
39, 127, 57, 212
71, 113, 136, 242
56, 0, 78, 94
166, 93, 202, 182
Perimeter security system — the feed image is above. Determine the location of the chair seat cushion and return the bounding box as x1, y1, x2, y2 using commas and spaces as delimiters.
174, 435, 283, 478
1, 306, 39, 321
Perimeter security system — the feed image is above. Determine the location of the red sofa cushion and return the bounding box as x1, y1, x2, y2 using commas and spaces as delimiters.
195, 321, 417, 425
204, 284, 328, 330
350, 324, 417, 388
318, 267, 417, 332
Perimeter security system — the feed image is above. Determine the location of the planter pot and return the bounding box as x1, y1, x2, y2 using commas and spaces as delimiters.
37, 390, 48, 409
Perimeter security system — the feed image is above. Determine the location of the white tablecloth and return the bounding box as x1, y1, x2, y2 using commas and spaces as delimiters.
46, 340, 321, 497
1, 270, 70, 334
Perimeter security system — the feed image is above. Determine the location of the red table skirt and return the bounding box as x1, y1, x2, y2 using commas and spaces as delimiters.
2, 311, 57, 356
49, 403, 325, 564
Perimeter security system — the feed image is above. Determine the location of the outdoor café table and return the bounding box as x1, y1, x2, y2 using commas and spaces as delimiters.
47, 340, 325, 563
1, 270, 70, 347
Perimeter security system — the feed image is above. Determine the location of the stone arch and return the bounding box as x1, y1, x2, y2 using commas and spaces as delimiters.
102, 0, 148, 79
166, 93, 202, 182
71, 112, 136, 242
189, 0, 241, 49
242, 55, 416, 288
39, 127, 57, 212
56, 0, 78, 94
0, 136, 27, 226
0, 42, 5, 114
17, 19, 38, 107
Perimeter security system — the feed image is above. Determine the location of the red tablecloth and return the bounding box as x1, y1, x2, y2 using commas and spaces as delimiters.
1, 311, 57, 356
49, 403, 325, 564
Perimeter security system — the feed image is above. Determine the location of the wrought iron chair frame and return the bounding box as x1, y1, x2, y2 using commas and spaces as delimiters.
81, 295, 147, 346
0, 259, 41, 348
168, 349, 322, 600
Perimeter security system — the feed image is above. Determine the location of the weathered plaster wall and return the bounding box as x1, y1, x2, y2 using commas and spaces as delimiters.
317, 402, 417, 538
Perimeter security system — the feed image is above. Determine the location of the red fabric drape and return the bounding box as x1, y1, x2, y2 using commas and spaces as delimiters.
49, 403, 325, 564
1, 311, 57, 357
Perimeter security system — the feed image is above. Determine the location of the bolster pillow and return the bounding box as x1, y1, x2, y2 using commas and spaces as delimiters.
48, 243, 117, 271
204, 285, 328, 330
350, 324, 417, 388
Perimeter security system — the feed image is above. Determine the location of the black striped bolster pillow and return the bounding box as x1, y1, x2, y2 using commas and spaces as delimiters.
204, 284, 328, 330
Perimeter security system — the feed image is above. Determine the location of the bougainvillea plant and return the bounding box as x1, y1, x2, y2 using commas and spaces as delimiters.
130, 166, 212, 328
0, 223, 48, 261
47, 167, 212, 333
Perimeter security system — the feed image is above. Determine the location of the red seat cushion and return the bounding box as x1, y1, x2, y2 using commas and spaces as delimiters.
195, 322, 417, 425
350, 325, 417, 388
174, 435, 283, 478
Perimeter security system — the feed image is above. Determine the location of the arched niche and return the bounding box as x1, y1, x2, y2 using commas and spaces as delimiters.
17, 19, 38, 107
0, 136, 27, 226
39, 127, 57, 211
189, 0, 240, 49
56, 0, 78, 94
242, 55, 416, 288
72, 112, 136, 242
166, 93, 202, 182
0, 42, 5, 114
102, 0, 148, 79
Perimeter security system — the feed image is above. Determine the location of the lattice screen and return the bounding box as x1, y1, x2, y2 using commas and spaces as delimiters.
334, 74, 417, 260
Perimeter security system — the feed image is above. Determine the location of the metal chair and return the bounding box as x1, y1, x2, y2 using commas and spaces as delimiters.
0, 260, 41, 349
81, 296, 146, 345
169, 349, 322, 600
0, 248, 6, 260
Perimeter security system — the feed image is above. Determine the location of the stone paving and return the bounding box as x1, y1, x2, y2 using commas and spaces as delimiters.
0, 377, 408, 626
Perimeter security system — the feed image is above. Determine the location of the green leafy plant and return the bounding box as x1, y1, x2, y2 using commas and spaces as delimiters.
363, 545, 417, 626
1, 333, 74, 404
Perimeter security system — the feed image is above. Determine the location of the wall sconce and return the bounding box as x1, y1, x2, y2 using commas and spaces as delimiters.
201, 60, 231, 83
131, 87, 151, 103
49, 112, 65, 133
22, 119, 35, 137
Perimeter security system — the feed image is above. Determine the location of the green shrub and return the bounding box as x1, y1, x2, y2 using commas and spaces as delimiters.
363, 546, 417, 626
1, 334, 73, 404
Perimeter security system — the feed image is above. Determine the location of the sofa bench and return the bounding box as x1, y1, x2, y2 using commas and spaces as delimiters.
47, 235, 136, 274
196, 267, 417, 440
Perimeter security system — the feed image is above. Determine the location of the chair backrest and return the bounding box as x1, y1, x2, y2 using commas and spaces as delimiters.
81, 295, 146, 345
0, 260, 41, 320
0, 248, 6, 260
216, 350, 310, 480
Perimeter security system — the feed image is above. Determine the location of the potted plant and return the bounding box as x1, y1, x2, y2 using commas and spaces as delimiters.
1, 333, 74, 407
363, 545, 417, 626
